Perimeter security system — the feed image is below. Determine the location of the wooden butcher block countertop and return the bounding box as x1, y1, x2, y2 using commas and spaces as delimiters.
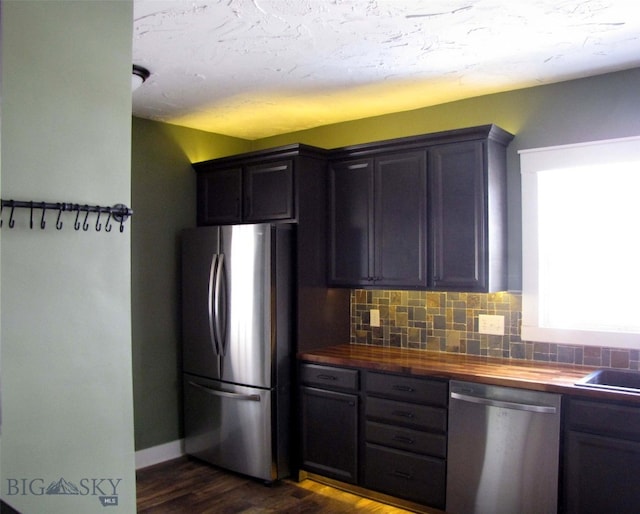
298, 343, 640, 404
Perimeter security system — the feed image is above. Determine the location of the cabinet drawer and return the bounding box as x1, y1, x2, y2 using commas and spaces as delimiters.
364, 443, 445, 509
300, 363, 359, 391
567, 398, 640, 441
365, 420, 446, 458
366, 396, 446, 433
365, 372, 447, 406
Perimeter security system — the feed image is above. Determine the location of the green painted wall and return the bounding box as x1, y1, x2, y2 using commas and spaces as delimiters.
253, 68, 640, 287
131, 117, 249, 450
131, 70, 640, 451
1, 2, 136, 512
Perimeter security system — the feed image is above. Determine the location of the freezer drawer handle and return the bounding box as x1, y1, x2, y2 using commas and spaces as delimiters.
187, 381, 261, 402
450, 391, 557, 414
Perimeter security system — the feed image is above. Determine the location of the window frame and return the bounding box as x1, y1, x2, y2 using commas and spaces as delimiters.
520, 136, 640, 349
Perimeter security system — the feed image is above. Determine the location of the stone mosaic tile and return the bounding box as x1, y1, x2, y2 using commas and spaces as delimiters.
350, 289, 637, 369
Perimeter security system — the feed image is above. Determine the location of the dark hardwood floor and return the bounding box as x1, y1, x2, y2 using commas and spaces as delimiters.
136, 457, 417, 513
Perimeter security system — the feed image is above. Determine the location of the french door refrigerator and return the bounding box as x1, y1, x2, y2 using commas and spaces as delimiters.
181, 223, 293, 482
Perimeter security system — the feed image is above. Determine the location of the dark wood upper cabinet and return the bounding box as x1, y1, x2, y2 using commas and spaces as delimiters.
429, 140, 495, 292
375, 151, 428, 288
197, 166, 243, 225
328, 158, 373, 286
328, 151, 427, 288
194, 145, 321, 226
196, 158, 293, 225
195, 125, 513, 293
328, 124, 513, 292
243, 160, 294, 222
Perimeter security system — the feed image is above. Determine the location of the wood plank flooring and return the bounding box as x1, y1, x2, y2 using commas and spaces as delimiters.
136, 457, 417, 513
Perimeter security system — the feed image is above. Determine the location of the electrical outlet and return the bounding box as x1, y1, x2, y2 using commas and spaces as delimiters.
370, 309, 380, 327
478, 314, 505, 335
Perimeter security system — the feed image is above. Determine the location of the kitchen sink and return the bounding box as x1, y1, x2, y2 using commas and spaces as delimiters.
576, 368, 640, 393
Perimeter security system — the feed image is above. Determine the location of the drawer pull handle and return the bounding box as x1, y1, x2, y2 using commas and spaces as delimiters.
317, 374, 337, 381
393, 410, 414, 419
391, 470, 413, 480
392, 385, 414, 392
393, 435, 414, 444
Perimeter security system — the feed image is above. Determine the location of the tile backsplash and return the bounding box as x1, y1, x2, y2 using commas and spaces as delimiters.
350, 289, 639, 370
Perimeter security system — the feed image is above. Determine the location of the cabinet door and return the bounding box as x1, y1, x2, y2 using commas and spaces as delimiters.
301, 386, 359, 484
429, 141, 486, 291
328, 159, 374, 286
564, 430, 640, 514
374, 151, 427, 287
244, 160, 294, 222
197, 167, 242, 225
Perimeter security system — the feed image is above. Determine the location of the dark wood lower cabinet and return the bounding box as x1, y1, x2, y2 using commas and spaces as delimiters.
564, 431, 640, 514
564, 397, 640, 514
301, 363, 448, 511
300, 386, 358, 484
299, 365, 640, 513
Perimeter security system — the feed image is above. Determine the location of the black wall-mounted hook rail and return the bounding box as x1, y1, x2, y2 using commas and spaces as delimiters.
0, 199, 133, 233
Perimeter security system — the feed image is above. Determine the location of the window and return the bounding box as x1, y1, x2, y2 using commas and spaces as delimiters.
520, 136, 640, 349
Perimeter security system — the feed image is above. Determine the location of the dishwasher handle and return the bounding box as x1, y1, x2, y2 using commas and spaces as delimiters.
450, 390, 558, 414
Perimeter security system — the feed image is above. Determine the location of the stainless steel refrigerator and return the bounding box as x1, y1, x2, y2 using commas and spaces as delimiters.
181, 223, 293, 482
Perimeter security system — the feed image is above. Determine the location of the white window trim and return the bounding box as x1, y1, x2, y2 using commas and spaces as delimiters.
520, 135, 640, 349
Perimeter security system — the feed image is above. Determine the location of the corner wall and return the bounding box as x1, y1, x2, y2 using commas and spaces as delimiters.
1, 2, 136, 512
131, 117, 250, 450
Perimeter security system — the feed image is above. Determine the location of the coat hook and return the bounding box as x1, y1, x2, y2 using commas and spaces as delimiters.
95, 210, 102, 232
82, 205, 90, 231
29, 201, 34, 229
40, 202, 47, 229
1, 203, 3, 228
56, 203, 64, 230
9, 201, 16, 228
74, 205, 81, 230
105, 208, 113, 232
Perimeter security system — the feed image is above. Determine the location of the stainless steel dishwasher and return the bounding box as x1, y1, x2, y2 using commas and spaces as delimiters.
446, 380, 561, 514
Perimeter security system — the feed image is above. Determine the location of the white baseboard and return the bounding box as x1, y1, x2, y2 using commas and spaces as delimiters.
135, 439, 185, 470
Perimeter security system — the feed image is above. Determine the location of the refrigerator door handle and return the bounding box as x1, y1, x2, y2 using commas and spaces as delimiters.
213, 253, 227, 355
207, 253, 220, 354
187, 381, 261, 402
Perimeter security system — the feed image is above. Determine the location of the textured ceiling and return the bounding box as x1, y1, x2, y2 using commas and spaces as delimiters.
132, 0, 640, 140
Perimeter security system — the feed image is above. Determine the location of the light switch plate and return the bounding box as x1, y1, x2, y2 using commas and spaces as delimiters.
370, 309, 380, 327
478, 314, 505, 335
